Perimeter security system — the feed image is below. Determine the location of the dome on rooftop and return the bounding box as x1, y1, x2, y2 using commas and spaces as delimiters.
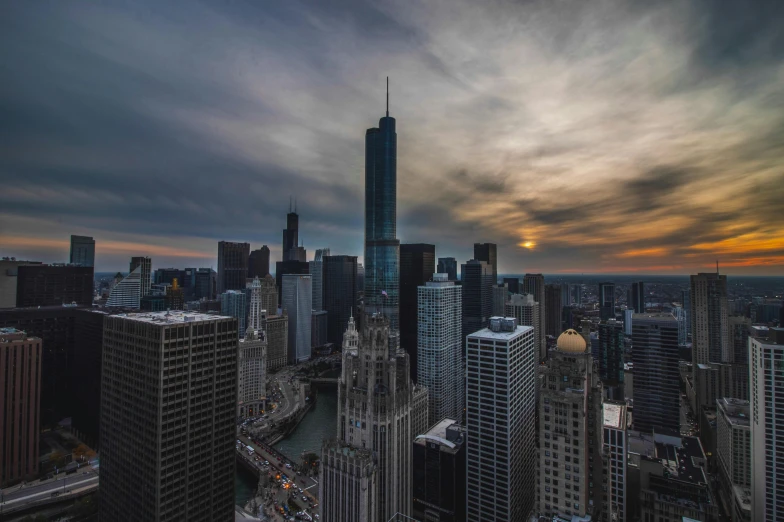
557, 329, 587, 353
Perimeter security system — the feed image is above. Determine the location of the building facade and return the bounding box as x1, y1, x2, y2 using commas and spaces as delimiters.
599, 282, 616, 321
545, 283, 563, 338
466, 318, 537, 521
523, 274, 546, 356
717, 398, 751, 522
217, 241, 250, 294
99, 311, 237, 522
492, 283, 507, 317
220, 290, 247, 338
323, 255, 358, 348
282, 274, 312, 364
130, 256, 152, 297
248, 245, 270, 278
437, 257, 457, 281
412, 419, 466, 522
106, 265, 141, 308
238, 327, 267, 418
473, 243, 497, 281
461, 259, 493, 352
400, 243, 435, 381
505, 293, 543, 362
16, 264, 94, 307
602, 401, 627, 522
309, 248, 330, 312
629, 281, 645, 313
598, 319, 625, 397
690, 272, 730, 366
266, 312, 288, 371
260, 274, 278, 315
417, 274, 462, 427
69, 235, 95, 267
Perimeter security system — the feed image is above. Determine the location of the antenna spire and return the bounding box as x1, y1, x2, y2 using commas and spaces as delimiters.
386, 76, 389, 117
289, 196, 292, 213
294, 196, 297, 213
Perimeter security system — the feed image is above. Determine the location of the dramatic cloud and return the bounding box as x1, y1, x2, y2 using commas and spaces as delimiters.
1, 0, 783, 274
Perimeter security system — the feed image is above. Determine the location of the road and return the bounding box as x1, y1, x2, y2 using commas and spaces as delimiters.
0, 468, 98, 513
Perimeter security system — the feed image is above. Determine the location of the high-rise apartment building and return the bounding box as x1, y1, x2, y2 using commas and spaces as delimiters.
524, 274, 546, 355
629, 281, 645, 313
99, 311, 237, 522
130, 256, 152, 297
631, 313, 680, 433
598, 319, 625, 398
364, 102, 400, 344
266, 312, 288, 371
437, 257, 457, 281
400, 244, 435, 380
599, 282, 616, 321
716, 398, 751, 522
322, 255, 357, 348
69, 235, 95, 267
309, 248, 330, 312
16, 264, 94, 307
505, 293, 543, 361
0, 328, 42, 487
537, 329, 604, 520
466, 317, 537, 521
602, 401, 628, 522
106, 265, 141, 308
217, 241, 250, 294
690, 272, 730, 365
320, 313, 419, 521
412, 419, 466, 522
282, 274, 311, 364
750, 333, 784, 521
220, 290, 246, 338
545, 283, 562, 337
248, 245, 270, 278
417, 274, 462, 426
473, 243, 497, 281
461, 259, 493, 352
238, 327, 266, 418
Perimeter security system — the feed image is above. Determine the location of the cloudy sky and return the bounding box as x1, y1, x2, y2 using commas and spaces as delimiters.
1, 0, 783, 274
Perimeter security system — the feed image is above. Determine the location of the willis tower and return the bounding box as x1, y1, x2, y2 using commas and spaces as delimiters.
364, 78, 400, 353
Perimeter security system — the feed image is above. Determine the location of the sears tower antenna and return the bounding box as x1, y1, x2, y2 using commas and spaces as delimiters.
386, 76, 389, 117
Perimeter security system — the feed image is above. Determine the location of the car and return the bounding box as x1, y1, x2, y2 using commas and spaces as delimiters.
302, 496, 308, 501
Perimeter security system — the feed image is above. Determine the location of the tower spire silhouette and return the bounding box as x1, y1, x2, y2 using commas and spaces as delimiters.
386, 76, 389, 117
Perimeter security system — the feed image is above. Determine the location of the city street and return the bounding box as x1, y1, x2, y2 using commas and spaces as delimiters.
0, 467, 98, 513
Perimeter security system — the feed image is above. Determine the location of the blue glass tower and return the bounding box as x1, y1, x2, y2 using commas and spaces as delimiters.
364, 79, 400, 343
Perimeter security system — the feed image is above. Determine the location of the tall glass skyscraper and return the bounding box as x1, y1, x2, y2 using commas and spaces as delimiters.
364, 86, 399, 348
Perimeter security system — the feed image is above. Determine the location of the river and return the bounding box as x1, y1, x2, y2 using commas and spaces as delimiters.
235, 384, 338, 506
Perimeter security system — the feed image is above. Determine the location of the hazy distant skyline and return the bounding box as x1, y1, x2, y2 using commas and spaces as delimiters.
1, 0, 783, 274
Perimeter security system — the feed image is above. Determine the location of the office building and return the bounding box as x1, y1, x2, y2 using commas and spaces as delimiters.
632, 313, 680, 433
598, 319, 625, 398
673, 305, 687, 344
363, 112, 401, 348
248, 245, 270, 278
69, 235, 95, 267
16, 264, 94, 307
473, 243, 497, 280
623, 308, 634, 336
130, 256, 152, 297
418, 274, 462, 426
716, 398, 751, 522
274, 259, 309, 307
165, 278, 184, 310
523, 273, 546, 355
0, 328, 42, 487
260, 274, 278, 315
437, 257, 457, 281
282, 274, 311, 364
0, 259, 42, 308
466, 318, 536, 521
323, 255, 357, 348
220, 290, 246, 338
192, 268, 216, 300
106, 265, 141, 308
602, 401, 628, 522
690, 272, 730, 365
311, 310, 328, 351
266, 312, 288, 371
238, 327, 267, 418
320, 313, 418, 522
461, 259, 493, 352
309, 248, 330, 312
730, 315, 751, 364
504, 277, 521, 295
545, 283, 562, 337
750, 333, 784, 521
505, 293, 543, 361
217, 241, 250, 294
400, 244, 436, 380
629, 281, 645, 313
412, 419, 466, 522
560, 283, 571, 307
599, 281, 616, 321
537, 329, 604, 520
682, 289, 691, 337
492, 282, 507, 317
99, 311, 237, 522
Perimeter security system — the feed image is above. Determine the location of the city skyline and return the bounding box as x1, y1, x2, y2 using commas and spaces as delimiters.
2, 1, 783, 275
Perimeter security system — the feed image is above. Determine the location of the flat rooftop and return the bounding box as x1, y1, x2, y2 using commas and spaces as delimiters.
603, 402, 626, 429
468, 324, 533, 340
718, 398, 750, 427
414, 418, 464, 451
113, 310, 232, 324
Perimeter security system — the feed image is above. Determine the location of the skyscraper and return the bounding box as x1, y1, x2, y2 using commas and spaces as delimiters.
364, 88, 400, 346
418, 274, 462, 426
266, 312, 288, 371
248, 245, 270, 278
537, 329, 604, 520
260, 274, 278, 315
220, 289, 246, 338
599, 281, 616, 321
0, 328, 42, 487
505, 293, 543, 361
275, 259, 309, 307
523, 273, 546, 356
309, 248, 330, 312
400, 243, 435, 380
437, 257, 457, 281
544, 283, 562, 338
282, 274, 311, 364
106, 265, 141, 308
560, 283, 571, 307
602, 401, 628, 522
130, 256, 152, 297
412, 419, 466, 522
629, 281, 645, 313
322, 255, 357, 347
598, 319, 625, 399
217, 241, 250, 294
716, 398, 751, 522
282, 203, 306, 262
631, 313, 680, 433
238, 327, 266, 418
504, 277, 521, 295
461, 259, 493, 351
492, 283, 507, 317
99, 311, 237, 522
16, 264, 94, 307
69, 235, 95, 267
466, 317, 536, 521
690, 272, 730, 365
246, 276, 264, 330
473, 243, 497, 281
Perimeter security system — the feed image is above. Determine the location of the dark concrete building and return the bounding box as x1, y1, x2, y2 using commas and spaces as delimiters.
413, 419, 466, 522
544, 283, 562, 337
473, 243, 497, 281
599, 319, 625, 399
400, 244, 435, 381
15, 264, 93, 307
599, 281, 617, 321
69, 235, 95, 267
217, 241, 249, 294
275, 260, 309, 307
503, 277, 521, 295
437, 257, 457, 282
248, 245, 271, 278
100, 311, 237, 522
460, 259, 493, 352
322, 255, 357, 348
630, 281, 645, 313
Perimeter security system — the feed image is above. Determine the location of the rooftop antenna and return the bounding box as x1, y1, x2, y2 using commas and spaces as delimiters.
294, 196, 297, 213
386, 76, 389, 117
